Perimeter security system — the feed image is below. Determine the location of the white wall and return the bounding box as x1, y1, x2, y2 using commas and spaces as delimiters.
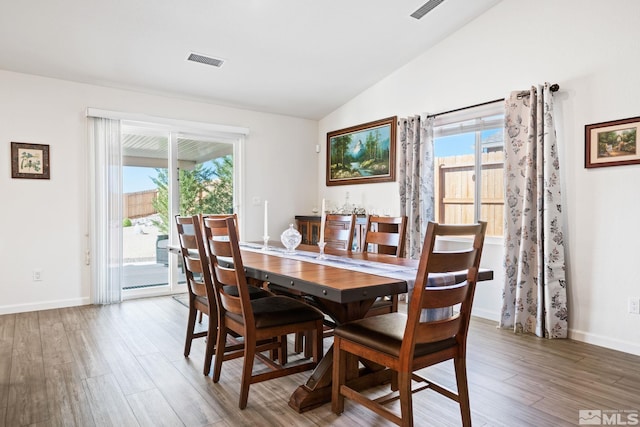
319, 0, 640, 355
0, 70, 318, 314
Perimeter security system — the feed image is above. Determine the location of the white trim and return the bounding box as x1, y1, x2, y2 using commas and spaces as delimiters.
0, 297, 91, 315
471, 309, 500, 321
86, 108, 250, 136
568, 328, 640, 356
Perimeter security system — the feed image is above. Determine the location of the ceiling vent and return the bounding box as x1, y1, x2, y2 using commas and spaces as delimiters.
410, 0, 446, 19
187, 52, 225, 68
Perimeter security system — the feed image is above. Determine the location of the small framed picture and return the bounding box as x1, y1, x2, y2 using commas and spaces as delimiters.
585, 117, 640, 168
11, 142, 50, 179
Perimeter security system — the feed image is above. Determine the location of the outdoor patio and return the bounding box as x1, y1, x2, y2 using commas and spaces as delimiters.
123, 217, 185, 289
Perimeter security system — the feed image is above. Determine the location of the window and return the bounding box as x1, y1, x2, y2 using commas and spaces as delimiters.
433, 105, 504, 237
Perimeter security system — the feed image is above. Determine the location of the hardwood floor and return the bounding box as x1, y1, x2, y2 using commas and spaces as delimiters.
0, 296, 639, 426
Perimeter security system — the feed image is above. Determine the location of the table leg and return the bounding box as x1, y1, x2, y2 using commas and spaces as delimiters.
288, 298, 390, 413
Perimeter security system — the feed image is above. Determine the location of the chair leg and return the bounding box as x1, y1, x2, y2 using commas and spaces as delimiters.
239, 338, 257, 409
304, 330, 315, 359
391, 294, 399, 312
294, 332, 303, 354
198, 310, 204, 323
454, 356, 472, 427
331, 336, 346, 414
314, 321, 323, 363
184, 304, 197, 357
203, 314, 217, 376
391, 370, 399, 391
280, 335, 288, 365
398, 370, 413, 427
212, 326, 227, 383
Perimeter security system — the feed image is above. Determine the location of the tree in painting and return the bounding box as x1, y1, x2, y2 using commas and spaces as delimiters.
330, 126, 390, 180
597, 128, 636, 158
19, 150, 42, 173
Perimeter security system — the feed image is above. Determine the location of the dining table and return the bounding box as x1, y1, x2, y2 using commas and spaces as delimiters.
233, 241, 493, 413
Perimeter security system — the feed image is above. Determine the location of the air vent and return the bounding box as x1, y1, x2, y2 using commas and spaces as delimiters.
410, 0, 445, 19
187, 52, 225, 68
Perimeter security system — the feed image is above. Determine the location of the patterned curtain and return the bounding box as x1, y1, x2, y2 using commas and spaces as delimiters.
398, 115, 435, 259
499, 83, 568, 338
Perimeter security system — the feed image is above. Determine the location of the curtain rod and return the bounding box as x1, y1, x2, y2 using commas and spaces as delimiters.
426, 83, 560, 119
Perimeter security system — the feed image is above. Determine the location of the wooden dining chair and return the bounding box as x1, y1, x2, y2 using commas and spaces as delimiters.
196, 213, 240, 324
176, 214, 271, 376
363, 215, 408, 317
363, 215, 407, 257
332, 221, 487, 427
202, 216, 325, 409
175, 215, 219, 377
324, 214, 356, 251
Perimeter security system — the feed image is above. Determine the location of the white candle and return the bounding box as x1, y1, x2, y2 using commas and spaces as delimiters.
319, 198, 326, 244
264, 200, 268, 237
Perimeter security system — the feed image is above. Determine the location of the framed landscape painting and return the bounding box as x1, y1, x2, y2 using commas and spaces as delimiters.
585, 116, 640, 168
326, 116, 396, 186
11, 142, 50, 179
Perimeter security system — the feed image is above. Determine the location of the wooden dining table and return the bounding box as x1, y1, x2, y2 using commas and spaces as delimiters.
235, 243, 493, 413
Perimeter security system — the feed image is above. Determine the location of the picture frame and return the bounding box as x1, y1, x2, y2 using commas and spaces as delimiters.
326, 116, 396, 186
11, 142, 50, 179
585, 116, 640, 168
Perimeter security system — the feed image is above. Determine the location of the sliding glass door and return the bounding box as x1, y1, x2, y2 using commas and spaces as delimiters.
121, 123, 236, 298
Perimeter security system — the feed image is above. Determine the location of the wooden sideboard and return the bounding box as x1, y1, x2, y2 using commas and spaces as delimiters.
295, 215, 367, 251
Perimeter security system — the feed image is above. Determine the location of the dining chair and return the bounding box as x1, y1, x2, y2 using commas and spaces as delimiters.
202, 216, 325, 409
176, 214, 271, 376
324, 214, 356, 251
363, 215, 407, 257
196, 213, 240, 324
332, 221, 487, 427
175, 215, 219, 377
363, 215, 408, 317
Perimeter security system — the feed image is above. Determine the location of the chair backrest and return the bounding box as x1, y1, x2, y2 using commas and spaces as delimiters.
175, 215, 215, 305
324, 214, 356, 251
363, 215, 408, 257
201, 216, 254, 325
402, 221, 487, 356
200, 213, 239, 240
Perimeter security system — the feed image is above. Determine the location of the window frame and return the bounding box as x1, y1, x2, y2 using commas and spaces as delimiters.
432, 102, 504, 236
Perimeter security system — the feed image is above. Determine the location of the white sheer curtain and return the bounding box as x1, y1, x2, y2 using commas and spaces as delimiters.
398, 115, 435, 259
88, 117, 123, 304
499, 83, 568, 338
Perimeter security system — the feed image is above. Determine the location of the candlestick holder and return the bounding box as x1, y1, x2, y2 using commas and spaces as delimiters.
317, 241, 327, 260
262, 236, 270, 251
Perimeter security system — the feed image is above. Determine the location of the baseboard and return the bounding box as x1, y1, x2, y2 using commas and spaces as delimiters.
569, 328, 640, 357
0, 297, 90, 315
470, 309, 640, 356
471, 307, 500, 322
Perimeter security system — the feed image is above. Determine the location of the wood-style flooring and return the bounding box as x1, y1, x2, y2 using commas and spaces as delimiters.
1, 296, 639, 426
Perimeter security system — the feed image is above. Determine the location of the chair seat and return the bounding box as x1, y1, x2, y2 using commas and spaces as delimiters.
334, 312, 456, 358
227, 296, 324, 329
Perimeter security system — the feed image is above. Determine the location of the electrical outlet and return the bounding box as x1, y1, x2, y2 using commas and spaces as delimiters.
629, 297, 640, 315
33, 269, 42, 281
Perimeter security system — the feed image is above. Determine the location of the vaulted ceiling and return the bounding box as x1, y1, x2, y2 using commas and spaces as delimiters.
0, 0, 501, 120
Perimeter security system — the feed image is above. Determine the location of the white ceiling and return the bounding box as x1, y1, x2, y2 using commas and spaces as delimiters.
0, 0, 501, 120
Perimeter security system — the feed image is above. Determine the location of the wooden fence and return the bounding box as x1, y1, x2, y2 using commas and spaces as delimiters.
123, 189, 158, 219
436, 152, 504, 237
